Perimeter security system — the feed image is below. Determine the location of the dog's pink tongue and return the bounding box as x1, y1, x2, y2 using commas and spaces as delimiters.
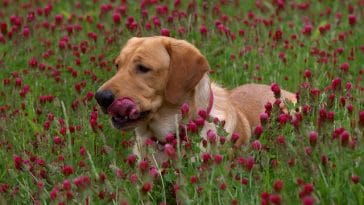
107, 98, 140, 119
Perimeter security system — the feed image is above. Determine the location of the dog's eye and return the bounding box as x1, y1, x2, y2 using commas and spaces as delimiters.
136, 65, 151, 73
115, 64, 118, 70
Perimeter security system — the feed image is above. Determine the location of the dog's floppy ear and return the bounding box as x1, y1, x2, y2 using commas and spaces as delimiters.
163, 39, 210, 104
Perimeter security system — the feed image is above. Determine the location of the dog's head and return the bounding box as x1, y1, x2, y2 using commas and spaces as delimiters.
95, 36, 210, 130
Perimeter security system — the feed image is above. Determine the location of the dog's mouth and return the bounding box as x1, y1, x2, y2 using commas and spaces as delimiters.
106, 97, 150, 130
110, 110, 150, 129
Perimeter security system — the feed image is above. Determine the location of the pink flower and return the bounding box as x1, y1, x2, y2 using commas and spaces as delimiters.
37, 181, 44, 189
3, 78, 10, 85
278, 113, 290, 125
239, 29, 245, 36
152, 17, 161, 27
50, 187, 58, 200
241, 177, 248, 185
276, 135, 286, 145
214, 154, 223, 164
305, 147, 312, 156
22, 27, 30, 38
273, 179, 284, 192
87, 32, 98, 42
190, 176, 197, 184
351, 175, 360, 184
73, 175, 90, 189
53, 135, 62, 144
149, 167, 158, 178
62, 165, 74, 176
66, 191, 73, 200
321, 155, 328, 166
359, 111, 364, 126
219, 136, 226, 145
54, 14, 63, 24
13, 155, 23, 170
288, 158, 296, 167
112, 13, 121, 24
245, 156, 255, 171
302, 183, 314, 196
302, 196, 315, 205
99, 190, 106, 199
327, 111, 334, 121
345, 82, 352, 90
303, 105, 311, 114
164, 133, 175, 143
261, 191, 270, 200
269, 194, 282, 205
0, 22, 7, 34
271, 83, 281, 98
200, 25, 208, 36
251, 140, 262, 151
302, 24, 312, 35
206, 129, 217, 144
194, 117, 205, 127
201, 152, 211, 163
127, 154, 137, 165
138, 160, 149, 171
187, 121, 198, 133
309, 131, 318, 146
63, 179, 72, 190
198, 109, 207, 119
348, 14, 357, 26
271, 159, 279, 168
231, 132, 240, 143
340, 62, 349, 72
98, 172, 106, 183
254, 125, 263, 137
341, 131, 350, 146
331, 77, 341, 90
332, 127, 345, 139
347, 104, 354, 114
164, 144, 176, 157
219, 183, 227, 190
304, 69, 312, 79
260, 112, 269, 124
130, 174, 138, 184
160, 28, 170, 37
178, 26, 185, 35
265, 102, 272, 112
273, 29, 283, 41
15, 77, 22, 86
180, 102, 189, 117
79, 146, 86, 156
141, 182, 153, 193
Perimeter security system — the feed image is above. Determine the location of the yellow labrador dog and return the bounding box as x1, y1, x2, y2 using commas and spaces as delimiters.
95, 36, 296, 163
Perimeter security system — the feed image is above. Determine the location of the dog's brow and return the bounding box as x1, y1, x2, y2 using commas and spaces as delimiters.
133, 56, 143, 63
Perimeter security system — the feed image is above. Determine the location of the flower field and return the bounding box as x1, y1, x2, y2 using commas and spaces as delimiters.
0, 0, 363, 204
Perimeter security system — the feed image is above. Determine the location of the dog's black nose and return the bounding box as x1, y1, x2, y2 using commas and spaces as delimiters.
95, 90, 115, 109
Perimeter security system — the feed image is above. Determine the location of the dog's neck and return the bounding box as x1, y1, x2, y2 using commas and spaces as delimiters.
135, 74, 237, 143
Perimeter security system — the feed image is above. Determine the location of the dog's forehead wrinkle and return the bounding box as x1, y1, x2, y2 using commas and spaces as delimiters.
132, 50, 169, 68
132, 55, 143, 64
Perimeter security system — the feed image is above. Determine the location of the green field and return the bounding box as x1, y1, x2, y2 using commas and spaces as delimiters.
0, 0, 363, 204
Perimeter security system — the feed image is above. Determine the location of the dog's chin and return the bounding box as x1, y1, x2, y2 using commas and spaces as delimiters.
110, 111, 151, 130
